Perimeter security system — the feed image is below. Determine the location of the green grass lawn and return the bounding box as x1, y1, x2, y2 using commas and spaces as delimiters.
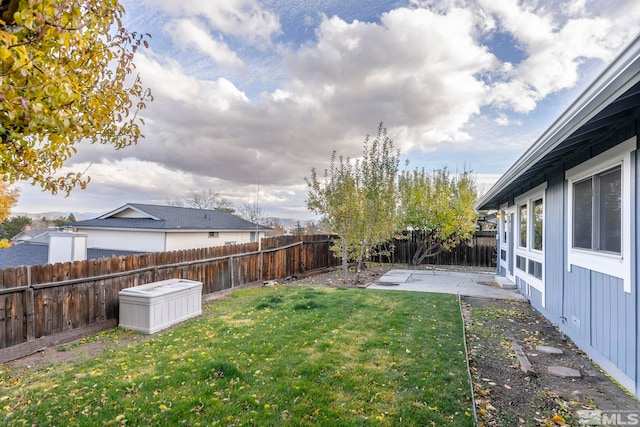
1, 285, 473, 426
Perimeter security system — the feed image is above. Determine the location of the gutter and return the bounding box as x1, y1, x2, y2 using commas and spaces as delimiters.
476, 33, 640, 210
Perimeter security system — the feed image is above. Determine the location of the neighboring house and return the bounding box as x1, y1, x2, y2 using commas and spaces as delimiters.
9, 228, 48, 245
0, 232, 141, 269
476, 35, 640, 398
70, 203, 270, 253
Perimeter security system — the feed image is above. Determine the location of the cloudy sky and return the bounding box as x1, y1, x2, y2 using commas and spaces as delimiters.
13, 0, 640, 220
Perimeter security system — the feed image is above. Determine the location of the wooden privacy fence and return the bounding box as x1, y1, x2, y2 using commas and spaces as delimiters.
0, 235, 337, 360
373, 231, 497, 267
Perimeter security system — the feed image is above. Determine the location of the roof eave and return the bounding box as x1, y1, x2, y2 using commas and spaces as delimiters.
476, 33, 640, 211
97, 203, 162, 221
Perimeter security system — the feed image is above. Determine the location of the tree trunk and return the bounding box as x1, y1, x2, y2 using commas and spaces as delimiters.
411, 241, 442, 266
341, 240, 349, 284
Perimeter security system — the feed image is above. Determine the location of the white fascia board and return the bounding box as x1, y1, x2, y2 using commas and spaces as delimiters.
77, 227, 258, 233
476, 34, 640, 210
97, 204, 162, 220
76, 226, 167, 233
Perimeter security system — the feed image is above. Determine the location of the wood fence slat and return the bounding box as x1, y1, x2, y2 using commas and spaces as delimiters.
0, 235, 338, 352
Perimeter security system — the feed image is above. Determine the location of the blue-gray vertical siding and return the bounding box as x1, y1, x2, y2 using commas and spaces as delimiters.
516, 152, 639, 395
562, 267, 636, 385
635, 148, 640, 398
516, 276, 544, 308
558, 148, 637, 394
544, 168, 565, 318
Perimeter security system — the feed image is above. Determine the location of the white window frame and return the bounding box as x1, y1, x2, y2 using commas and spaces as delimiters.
514, 183, 546, 294
566, 136, 635, 293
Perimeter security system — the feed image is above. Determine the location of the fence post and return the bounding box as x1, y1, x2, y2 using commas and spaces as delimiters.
25, 288, 35, 342
298, 242, 304, 274
98, 282, 106, 322
229, 256, 235, 288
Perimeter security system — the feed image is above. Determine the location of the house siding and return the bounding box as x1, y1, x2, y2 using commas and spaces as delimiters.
499, 265, 506, 276
516, 276, 543, 308
564, 267, 633, 373
501, 137, 639, 397
478, 37, 640, 399
635, 146, 640, 398
544, 168, 564, 318
165, 231, 262, 251
77, 229, 165, 252
562, 266, 636, 393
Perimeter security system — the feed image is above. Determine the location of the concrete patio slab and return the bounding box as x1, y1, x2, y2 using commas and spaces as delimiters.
368, 269, 525, 300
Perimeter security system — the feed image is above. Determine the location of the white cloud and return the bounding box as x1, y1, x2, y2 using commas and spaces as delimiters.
164, 18, 245, 70
475, 173, 503, 197
286, 8, 496, 151
148, 0, 281, 45
478, 0, 627, 111
563, 0, 587, 16
494, 114, 510, 126
104, 6, 501, 194
14, 1, 640, 221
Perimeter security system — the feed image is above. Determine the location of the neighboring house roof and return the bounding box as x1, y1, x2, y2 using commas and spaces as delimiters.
0, 241, 143, 269
70, 203, 271, 232
10, 229, 49, 243
477, 33, 640, 210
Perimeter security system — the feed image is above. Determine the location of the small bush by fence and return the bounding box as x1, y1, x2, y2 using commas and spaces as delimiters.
373, 231, 497, 267
0, 235, 338, 360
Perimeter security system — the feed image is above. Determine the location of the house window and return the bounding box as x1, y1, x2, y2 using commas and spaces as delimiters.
566, 136, 634, 293
533, 198, 543, 251
209, 232, 219, 238
516, 193, 544, 252
572, 166, 621, 253
514, 183, 546, 290
528, 259, 542, 280
518, 204, 527, 247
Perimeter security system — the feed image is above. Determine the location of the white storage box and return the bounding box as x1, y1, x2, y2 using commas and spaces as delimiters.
119, 279, 203, 334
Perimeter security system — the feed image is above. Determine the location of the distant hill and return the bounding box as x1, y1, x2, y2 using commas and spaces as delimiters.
11, 211, 99, 222
266, 217, 320, 229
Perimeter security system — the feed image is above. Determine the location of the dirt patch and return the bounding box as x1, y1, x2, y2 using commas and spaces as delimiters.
462, 296, 639, 426
3, 329, 148, 371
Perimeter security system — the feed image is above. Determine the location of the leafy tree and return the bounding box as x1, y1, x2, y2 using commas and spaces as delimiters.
352, 124, 400, 274
306, 151, 361, 283
0, 214, 31, 239
52, 214, 72, 227
398, 167, 478, 266
306, 123, 401, 283
1, 0, 152, 194
0, 181, 19, 222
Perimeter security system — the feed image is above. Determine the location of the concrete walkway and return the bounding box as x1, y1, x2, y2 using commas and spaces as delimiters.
368, 269, 525, 300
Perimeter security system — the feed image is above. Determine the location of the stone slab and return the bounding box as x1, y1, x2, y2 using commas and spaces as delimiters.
494, 276, 517, 289
548, 366, 581, 377
536, 345, 564, 354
